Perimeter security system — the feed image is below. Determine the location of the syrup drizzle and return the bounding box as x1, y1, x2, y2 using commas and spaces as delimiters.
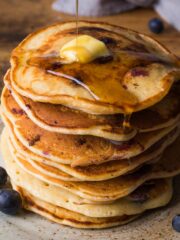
47, 69, 99, 100
76, 0, 79, 37
123, 114, 132, 131
76, 0, 79, 51
51, 0, 97, 99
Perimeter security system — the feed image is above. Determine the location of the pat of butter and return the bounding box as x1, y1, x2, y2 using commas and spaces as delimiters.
60, 35, 110, 64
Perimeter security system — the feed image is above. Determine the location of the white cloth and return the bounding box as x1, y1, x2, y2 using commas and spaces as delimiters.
155, 0, 180, 31
52, 0, 137, 16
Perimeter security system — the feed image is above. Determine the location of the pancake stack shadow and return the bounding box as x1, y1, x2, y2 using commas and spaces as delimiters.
0, 22, 180, 229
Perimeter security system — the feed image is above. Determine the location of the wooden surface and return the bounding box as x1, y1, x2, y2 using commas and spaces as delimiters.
0, 0, 179, 85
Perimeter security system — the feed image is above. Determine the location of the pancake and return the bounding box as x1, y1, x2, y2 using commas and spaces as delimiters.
131, 83, 180, 132
7, 127, 179, 181
13, 185, 139, 229
4, 77, 136, 141
7, 131, 80, 182
5, 76, 180, 138
1, 93, 178, 167
1, 135, 173, 219
10, 21, 180, 115
2, 127, 180, 202
12, 180, 173, 218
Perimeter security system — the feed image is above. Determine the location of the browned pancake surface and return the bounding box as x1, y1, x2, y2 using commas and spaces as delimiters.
9, 83, 180, 133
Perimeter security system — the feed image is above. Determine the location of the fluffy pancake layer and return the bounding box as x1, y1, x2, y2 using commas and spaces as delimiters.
13, 185, 139, 229
6, 127, 179, 181
4, 75, 180, 139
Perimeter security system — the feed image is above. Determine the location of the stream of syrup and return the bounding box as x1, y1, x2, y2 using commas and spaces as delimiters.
123, 114, 132, 132
76, 0, 79, 51
76, 0, 79, 37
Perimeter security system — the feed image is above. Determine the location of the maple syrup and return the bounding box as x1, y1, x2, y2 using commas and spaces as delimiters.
75, 0, 79, 54
47, 69, 98, 100
28, 38, 161, 113
76, 0, 79, 38
123, 114, 132, 131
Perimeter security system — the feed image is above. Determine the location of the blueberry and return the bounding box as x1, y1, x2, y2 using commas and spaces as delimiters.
99, 37, 117, 45
148, 18, 164, 34
0, 189, 22, 215
0, 167, 8, 186
172, 215, 180, 232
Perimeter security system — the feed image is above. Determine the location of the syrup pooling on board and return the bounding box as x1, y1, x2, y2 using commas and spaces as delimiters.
27, 26, 171, 113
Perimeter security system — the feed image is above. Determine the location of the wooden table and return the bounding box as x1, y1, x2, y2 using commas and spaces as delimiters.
0, 0, 179, 87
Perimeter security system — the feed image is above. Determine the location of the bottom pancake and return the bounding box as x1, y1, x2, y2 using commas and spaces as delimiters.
12, 179, 174, 229
13, 184, 139, 229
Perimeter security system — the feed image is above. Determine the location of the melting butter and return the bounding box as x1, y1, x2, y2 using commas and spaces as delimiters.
60, 35, 110, 64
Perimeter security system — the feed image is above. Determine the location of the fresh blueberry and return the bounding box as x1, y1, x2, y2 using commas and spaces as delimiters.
148, 18, 164, 34
99, 37, 117, 46
0, 189, 22, 215
172, 215, 180, 232
0, 167, 8, 186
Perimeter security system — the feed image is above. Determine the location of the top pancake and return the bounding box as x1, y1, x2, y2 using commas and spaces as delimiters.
10, 21, 180, 114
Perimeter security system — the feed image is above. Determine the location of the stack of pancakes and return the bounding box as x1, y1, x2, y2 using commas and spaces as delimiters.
0, 22, 180, 229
